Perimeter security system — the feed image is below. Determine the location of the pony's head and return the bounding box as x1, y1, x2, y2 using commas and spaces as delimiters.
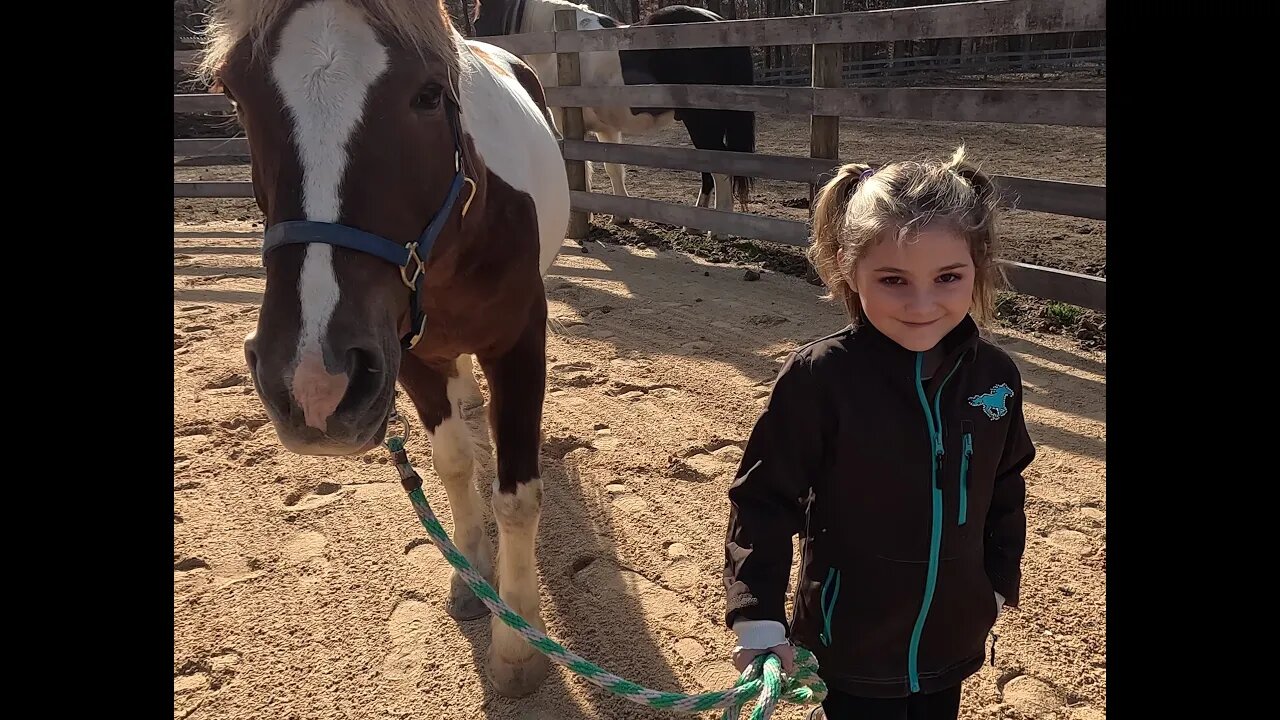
200, 0, 477, 455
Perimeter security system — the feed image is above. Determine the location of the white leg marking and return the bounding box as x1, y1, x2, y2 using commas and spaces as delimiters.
488, 476, 548, 696
428, 373, 493, 618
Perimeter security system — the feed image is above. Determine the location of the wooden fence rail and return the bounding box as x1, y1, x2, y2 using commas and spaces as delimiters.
175, 85, 1105, 127
173, 139, 1105, 220
480, 0, 1105, 54
174, 0, 1107, 73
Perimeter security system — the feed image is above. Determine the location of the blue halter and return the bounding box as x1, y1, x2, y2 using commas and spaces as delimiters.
261, 100, 476, 350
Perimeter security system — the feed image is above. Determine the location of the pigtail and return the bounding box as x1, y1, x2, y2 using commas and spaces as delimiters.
808, 163, 872, 319
945, 146, 1007, 324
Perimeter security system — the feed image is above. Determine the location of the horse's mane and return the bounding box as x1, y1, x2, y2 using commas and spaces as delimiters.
196, 0, 461, 86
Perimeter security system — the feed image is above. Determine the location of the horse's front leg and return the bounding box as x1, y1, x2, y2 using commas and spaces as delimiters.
478, 302, 549, 697
399, 353, 493, 621
454, 353, 485, 411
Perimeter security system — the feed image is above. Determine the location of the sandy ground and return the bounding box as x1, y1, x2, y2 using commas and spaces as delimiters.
174, 223, 1106, 720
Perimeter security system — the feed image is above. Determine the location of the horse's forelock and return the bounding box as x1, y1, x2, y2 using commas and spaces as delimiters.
198, 0, 461, 87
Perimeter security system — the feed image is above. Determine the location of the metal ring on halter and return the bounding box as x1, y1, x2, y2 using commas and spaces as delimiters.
387, 407, 411, 446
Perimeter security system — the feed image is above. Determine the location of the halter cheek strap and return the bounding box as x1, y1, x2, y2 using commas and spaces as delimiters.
260, 100, 477, 351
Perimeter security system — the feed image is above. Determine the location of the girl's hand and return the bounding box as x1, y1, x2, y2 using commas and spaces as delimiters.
732, 643, 796, 675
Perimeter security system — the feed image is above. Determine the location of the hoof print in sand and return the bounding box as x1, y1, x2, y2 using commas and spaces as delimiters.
284, 482, 347, 512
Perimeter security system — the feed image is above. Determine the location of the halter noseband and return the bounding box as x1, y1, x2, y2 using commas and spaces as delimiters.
260, 100, 477, 351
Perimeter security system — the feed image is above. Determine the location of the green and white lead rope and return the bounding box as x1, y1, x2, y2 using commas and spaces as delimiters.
385, 432, 826, 720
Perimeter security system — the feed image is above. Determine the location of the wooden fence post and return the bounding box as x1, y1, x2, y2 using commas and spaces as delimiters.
810, 0, 842, 208
555, 8, 590, 239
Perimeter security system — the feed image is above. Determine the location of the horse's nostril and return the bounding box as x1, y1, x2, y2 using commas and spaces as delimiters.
347, 348, 375, 376
339, 347, 383, 415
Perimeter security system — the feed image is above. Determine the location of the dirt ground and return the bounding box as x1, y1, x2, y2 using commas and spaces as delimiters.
173, 224, 1106, 720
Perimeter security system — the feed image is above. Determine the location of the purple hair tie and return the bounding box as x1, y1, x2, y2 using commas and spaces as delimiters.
859, 168, 876, 182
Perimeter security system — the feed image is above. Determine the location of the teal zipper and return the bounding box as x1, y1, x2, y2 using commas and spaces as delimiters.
959, 431, 972, 525
819, 567, 841, 646
908, 352, 963, 693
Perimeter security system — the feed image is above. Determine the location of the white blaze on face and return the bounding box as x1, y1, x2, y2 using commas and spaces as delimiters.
270, 0, 389, 421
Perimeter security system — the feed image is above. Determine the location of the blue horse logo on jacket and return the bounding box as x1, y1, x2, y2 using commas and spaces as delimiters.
968, 383, 1013, 420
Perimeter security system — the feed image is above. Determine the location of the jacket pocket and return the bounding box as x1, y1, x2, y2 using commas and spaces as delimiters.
818, 567, 842, 646
958, 421, 973, 526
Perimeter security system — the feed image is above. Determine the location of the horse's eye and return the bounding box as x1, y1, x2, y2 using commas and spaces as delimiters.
412, 84, 444, 111
213, 79, 239, 110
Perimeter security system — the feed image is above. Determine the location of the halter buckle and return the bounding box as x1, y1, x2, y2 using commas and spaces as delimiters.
400, 242, 424, 290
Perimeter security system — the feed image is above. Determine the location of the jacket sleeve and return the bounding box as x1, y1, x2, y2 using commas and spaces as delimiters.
984, 367, 1036, 608
724, 350, 828, 631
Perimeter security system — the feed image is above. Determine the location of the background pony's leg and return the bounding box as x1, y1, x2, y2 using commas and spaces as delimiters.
696, 172, 713, 208
399, 354, 493, 621
595, 128, 631, 225
478, 302, 549, 698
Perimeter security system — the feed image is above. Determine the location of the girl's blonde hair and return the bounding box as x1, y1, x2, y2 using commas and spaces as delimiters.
808, 146, 1006, 325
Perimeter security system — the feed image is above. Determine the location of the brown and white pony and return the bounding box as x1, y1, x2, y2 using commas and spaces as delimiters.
198, 0, 569, 697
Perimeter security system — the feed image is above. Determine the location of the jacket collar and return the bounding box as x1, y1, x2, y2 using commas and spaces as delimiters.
855, 314, 981, 370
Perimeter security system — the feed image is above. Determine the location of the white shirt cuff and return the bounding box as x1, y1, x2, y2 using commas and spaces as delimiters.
732, 619, 788, 650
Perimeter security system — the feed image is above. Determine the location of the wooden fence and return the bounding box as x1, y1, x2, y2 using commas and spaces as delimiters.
756, 44, 1105, 86
173, 0, 1106, 312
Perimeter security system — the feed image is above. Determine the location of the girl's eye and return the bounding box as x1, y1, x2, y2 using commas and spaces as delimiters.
879, 276, 906, 286
937, 273, 962, 283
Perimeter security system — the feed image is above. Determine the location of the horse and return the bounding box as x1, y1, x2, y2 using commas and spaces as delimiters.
197, 0, 570, 698
473, 0, 756, 232
968, 383, 1015, 420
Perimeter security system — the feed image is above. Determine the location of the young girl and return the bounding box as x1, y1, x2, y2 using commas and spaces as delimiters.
722, 147, 1035, 720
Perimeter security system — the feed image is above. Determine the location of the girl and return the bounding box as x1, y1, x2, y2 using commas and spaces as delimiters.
721, 147, 1035, 720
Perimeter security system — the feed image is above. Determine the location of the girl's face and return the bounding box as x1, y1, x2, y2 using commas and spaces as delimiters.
846, 226, 976, 352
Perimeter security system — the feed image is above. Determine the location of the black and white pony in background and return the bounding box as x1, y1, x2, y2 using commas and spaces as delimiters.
474, 0, 756, 231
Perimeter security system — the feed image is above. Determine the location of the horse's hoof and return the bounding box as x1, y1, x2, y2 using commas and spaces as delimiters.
487, 647, 550, 698
446, 576, 491, 621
